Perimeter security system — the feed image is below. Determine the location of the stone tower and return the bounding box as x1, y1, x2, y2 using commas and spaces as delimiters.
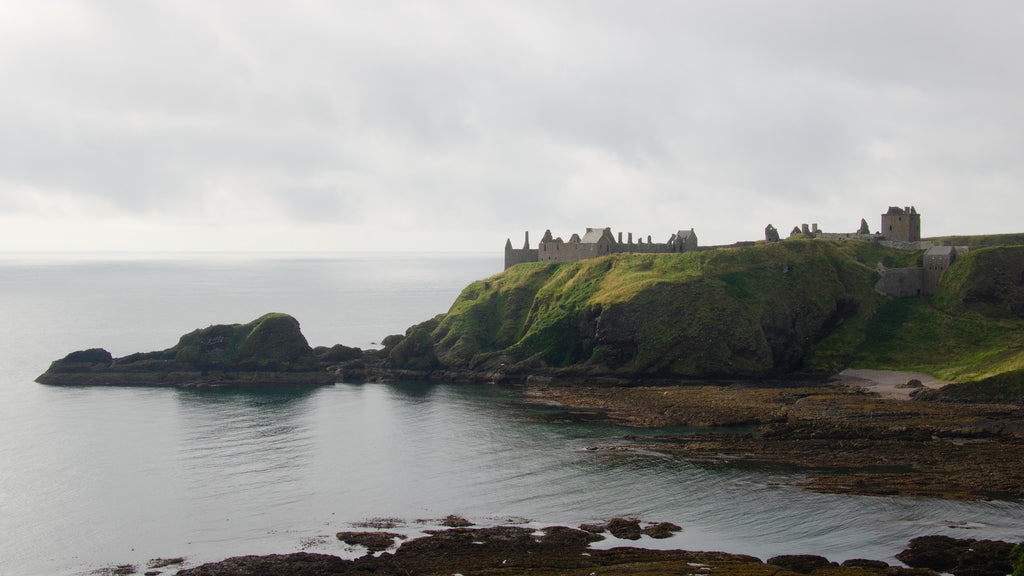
881, 206, 921, 242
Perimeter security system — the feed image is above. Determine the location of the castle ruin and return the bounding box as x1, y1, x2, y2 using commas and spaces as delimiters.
505, 206, 967, 298
771, 206, 928, 250
505, 227, 698, 270
765, 205, 965, 297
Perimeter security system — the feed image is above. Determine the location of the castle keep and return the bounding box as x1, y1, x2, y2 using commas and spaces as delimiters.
505, 227, 698, 270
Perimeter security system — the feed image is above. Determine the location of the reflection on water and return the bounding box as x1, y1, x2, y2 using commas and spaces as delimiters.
177, 388, 319, 502
3, 381, 1024, 576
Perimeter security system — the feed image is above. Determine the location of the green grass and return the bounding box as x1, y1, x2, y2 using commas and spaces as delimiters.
928, 232, 1024, 248
388, 235, 1024, 385
423, 239, 886, 376
836, 296, 1024, 381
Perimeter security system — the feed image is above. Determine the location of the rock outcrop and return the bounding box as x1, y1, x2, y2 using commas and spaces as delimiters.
36, 313, 337, 387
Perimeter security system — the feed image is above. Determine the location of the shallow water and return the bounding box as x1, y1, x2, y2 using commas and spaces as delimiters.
0, 253, 1021, 575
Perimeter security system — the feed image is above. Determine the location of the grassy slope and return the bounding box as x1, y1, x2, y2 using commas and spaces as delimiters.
423, 239, 886, 378
405, 238, 1024, 386
815, 245, 1024, 391
928, 232, 1024, 248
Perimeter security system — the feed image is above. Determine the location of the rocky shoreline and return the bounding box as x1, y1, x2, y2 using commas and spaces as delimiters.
98, 519, 1021, 576
523, 374, 1024, 501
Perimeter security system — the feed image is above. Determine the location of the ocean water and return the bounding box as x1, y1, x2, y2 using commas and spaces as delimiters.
0, 252, 1021, 576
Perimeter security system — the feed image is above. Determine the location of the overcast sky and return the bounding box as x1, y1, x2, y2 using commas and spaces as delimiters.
1, 1, 1021, 252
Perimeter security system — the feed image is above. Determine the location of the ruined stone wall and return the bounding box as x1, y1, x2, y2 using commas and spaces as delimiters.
538, 240, 612, 263
877, 240, 932, 251
875, 268, 925, 297
818, 232, 877, 242
612, 241, 676, 255
504, 247, 538, 269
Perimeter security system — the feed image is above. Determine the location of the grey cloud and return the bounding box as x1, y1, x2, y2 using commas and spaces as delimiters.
1, 0, 1021, 249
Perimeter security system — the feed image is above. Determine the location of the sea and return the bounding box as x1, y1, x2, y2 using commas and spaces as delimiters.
0, 252, 1021, 576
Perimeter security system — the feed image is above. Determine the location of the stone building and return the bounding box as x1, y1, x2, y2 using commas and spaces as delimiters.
881, 206, 921, 242
505, 227, 698, 270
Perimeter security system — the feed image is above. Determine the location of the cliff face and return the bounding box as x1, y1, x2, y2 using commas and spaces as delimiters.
390, 239, 884, 379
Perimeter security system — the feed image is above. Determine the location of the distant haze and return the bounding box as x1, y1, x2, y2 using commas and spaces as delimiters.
1, 1, 1021, 252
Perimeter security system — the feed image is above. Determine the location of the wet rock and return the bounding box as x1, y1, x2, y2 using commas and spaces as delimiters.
146, 558, 184, 569
957, 540, 1015, 576
643, 521, 683, 539
606, 517, 643, 540
353, 517, 403, 529
767, 554, 832, 573
897, 535, 966, 571
176, 552, 353, 576
93, 565, 136, 575
179, 525, 887, 576
390, 526, 545, 573
441, 514, 474, 527
336, 531, 406, 552
842, 559, 890, 569
896, 535, 1014, 576
543, 525, 605, 546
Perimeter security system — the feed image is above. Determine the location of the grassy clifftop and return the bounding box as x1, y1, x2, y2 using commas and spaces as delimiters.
393, 239, 883, 379
389, 240, 1024, 386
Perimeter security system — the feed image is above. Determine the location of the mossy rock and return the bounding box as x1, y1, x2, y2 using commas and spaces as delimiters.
173, 313, 318, 371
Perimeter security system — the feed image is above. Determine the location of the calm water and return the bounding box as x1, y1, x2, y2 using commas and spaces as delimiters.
0, 253, 1021, 576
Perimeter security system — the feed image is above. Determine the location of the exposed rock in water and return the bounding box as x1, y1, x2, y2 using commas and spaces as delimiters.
842, 559, 891, 569
36, 313, 337, 388
336, 531, 406, 552
176, 552, 354, 576
896, 535, 1015, 576
176, 524, 961, 576
643, 521, 683, 539
440, 514, 474, 527
605, 517, 642, 540
767, 554, 833, 574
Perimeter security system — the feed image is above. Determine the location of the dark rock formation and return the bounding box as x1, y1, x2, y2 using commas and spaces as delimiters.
767, 554, 833, 574
896, 535, 1015, 576
843, 558, 890, 569
176, 552, 354, 576
315, 344, 363, 362
643, 521, 683, 539
605, 517, 642, 540
36, 314, 335, 388
440, 514, 474, 527
336, 531, 405, 552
